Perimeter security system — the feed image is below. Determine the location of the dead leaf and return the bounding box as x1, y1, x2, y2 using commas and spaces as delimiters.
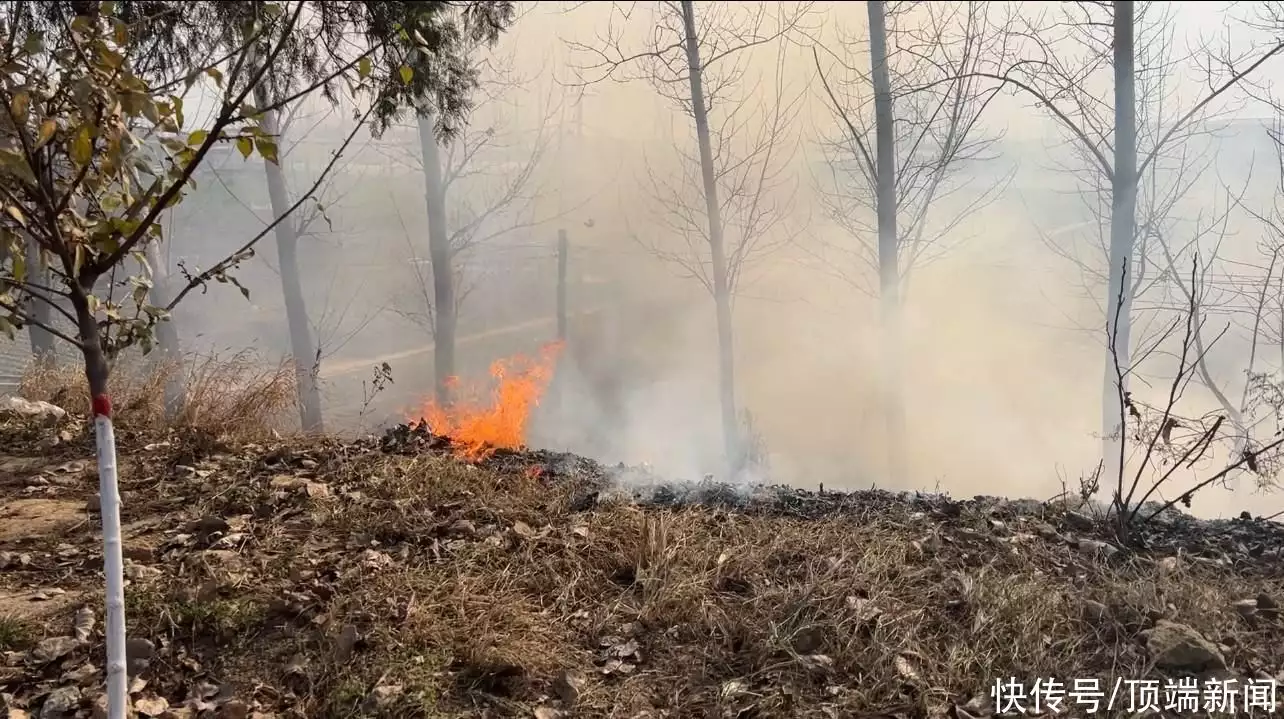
303, 482, 331, 499
512, 520, 534, 538
894, 652, 921, 683
447, 519, 476, 537
362, 684, 404, 712
269, 474, 299, 487
72, 607, 94, 643
533, 708, 564, 719
720, 680, 748, 699
134, 695, 169, 716
38, 686, 80, 716
29, 636, 78, 663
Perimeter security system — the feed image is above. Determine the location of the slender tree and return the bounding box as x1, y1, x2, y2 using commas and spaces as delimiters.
811, 1, 1009, 484
569, 0, 811, 470
968, 1, 1284, 481
0, 3, 513, 715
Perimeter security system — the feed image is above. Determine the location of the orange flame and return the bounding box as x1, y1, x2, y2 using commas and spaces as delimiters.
414, 341, 563, 461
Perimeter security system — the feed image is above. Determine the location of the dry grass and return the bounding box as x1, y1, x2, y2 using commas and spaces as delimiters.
17, 349, 297, 439
3, 423, 1284, 718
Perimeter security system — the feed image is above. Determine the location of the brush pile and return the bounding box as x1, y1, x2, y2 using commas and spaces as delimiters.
2, 412, 1283, 718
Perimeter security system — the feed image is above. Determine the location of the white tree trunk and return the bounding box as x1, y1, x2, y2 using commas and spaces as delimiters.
67, 278, 127, 719
680, 0, 740, 471
93, 402, 126, 718
868, 0, 906, 485
256, 87, 324, 433
1104, 0, 1137, 482
416, 114, 457, 405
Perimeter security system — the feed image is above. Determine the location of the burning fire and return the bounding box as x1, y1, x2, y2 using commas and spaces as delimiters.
414, 341, 563, 461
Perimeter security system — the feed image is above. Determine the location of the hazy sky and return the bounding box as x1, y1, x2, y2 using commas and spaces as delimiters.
161, 1, 1284, 520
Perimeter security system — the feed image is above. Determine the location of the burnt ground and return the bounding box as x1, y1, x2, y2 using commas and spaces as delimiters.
2, 415, 1284, 718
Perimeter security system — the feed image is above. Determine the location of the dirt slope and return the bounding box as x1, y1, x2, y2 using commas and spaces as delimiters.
2, 416, 1284, 718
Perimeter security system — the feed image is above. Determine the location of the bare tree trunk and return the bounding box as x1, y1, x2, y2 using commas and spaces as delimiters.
146, 242, 185, 420
24, 234, 57, 367
680, 0, 740, 470
66, 277, 127, 718
1103, 0, 1137, 476
417, 113, 457, 405
256, 86, 324, 433
868, 0, 906, 485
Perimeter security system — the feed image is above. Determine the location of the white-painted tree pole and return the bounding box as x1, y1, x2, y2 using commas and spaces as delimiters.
93, 393, 128, 718
1103, 1, 1137, 482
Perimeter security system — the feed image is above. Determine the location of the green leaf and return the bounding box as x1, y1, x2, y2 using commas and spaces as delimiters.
35, 119, 57, 148
70, 125, 93, 166
10, 92, 30, 125
399, 65, 413, 85
73, 245, 87, 278
255, 137, 279, 164
22, 32, 44, 55
140, 99, 160, 125
358, 56, 372, 80
236, 136, 253, 159
0, 148, 37, 184
10, 248, 25, 283
4, 205, 27, 227
188, 129, 209, 146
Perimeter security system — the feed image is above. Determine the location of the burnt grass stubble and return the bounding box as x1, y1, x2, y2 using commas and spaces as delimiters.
1, 416, 1284, 718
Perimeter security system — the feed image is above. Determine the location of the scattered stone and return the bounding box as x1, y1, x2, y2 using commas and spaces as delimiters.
552, 669, 586, 707
333, 625, 358, 663
124, 638, 155, 677
1064, 511, 1095, 532
1142, 621, 1226, 672
185, 517, 231, 538
83, 495, 101, 513
1257, 594, 1279, 620
0, 397, 66, 422
1075, 539, 1119, 558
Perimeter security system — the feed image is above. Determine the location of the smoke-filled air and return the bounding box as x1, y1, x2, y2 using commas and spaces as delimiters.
9, 3, 1284, 715
6, 1, 1284, 516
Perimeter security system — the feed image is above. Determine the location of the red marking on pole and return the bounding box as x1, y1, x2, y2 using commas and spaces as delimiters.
92, 394, 113, 419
